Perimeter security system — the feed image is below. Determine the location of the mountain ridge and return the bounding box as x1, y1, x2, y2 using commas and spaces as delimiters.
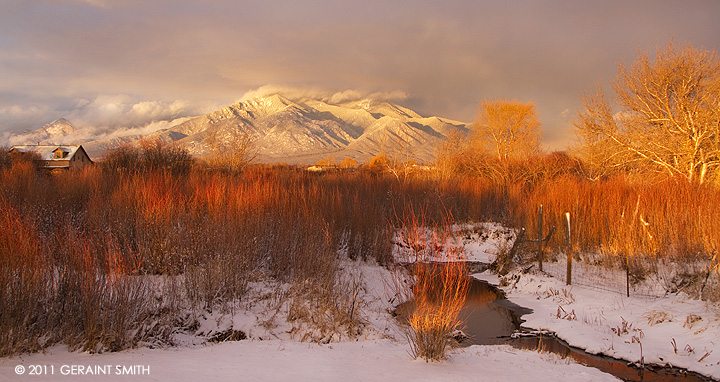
8, 94, 469, 164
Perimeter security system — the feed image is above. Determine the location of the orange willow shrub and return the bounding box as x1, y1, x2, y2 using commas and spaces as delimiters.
514, 176, 720, 264
0, 163, 509, 355
396, 208, 470, 361
0, 198, 49, 355
408, 260, 469, 361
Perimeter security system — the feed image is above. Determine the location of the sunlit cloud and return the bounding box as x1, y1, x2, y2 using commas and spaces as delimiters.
7, 116, 194, 147
1, 0, 719, 150
75, 0, 109, 7
60, 95, 191, 129
327, 90, 364, 104
239, 86, 409, 106
0, 104, 49, 119
238, 86, 332, 104
2, 94, 198, 145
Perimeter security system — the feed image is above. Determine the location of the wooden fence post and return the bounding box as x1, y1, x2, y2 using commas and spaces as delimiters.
538, 205, 544, 272
626, 253, 630, 298
507, 228, 526, 262
565, 212, 572, 285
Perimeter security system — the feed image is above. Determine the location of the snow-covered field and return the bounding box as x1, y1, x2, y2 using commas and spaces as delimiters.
475, 270, 720, 379
1, 223, 718, 381
1, 340, 619, 382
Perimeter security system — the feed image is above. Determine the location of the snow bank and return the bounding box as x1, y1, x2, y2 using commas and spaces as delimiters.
475, 270, 720, 379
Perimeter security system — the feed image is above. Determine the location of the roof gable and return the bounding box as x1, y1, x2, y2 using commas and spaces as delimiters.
9, 145, 89, 162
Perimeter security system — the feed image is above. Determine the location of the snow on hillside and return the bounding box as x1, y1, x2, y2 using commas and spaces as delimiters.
6, 94, 469, 164
8, 118, 77, 146
155, 94, 467, 163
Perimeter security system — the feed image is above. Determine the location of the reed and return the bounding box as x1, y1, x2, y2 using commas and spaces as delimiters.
396, 209, 470, 361
1, 149, 718, 356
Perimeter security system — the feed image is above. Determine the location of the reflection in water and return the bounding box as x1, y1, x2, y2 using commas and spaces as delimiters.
508, 336, 712, 382
457, 280, 516, 345
398, 275, 713, 382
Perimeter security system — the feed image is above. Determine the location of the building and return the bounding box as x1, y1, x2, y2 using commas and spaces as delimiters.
8, 145, 93, 171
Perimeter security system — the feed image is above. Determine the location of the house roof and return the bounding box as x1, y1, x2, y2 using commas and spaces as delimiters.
9, 145, 87, 162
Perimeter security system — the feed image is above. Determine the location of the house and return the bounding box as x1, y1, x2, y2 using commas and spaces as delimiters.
8, 145, 93, 171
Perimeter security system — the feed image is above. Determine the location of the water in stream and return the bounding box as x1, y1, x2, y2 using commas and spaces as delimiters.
398, 275, 714, 382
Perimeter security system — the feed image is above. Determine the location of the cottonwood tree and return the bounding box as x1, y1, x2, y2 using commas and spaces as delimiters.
316, 156, 337, 167
575, 43, 720, 184
338, 157, 358, 169
205, 130, 257, 173
435, 130, 469, 179
374, 130, 419, 182
469, 99, 542, 182
473, 99, 542, 161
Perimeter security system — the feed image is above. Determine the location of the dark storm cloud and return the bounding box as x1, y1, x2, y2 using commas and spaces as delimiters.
1, 0, 719, 149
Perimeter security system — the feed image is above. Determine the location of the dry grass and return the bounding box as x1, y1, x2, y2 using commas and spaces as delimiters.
395, 210, 471, 361
1, 147, 719, 357
515, 175, 720, 300
0, 155, 486, 356
406, 260, 469, 361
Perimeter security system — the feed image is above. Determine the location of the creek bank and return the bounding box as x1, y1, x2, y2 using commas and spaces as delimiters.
471, 272, 716, 382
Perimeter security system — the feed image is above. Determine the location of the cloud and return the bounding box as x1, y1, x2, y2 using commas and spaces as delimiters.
0, 93, 202, 145
0, 104, 49, 119
327, 90, 363, 104
239, 85, 409, 105
560, 108, 572, 120
6, 116, 194, 147
94, 116, 194, 141
0, 131, 10, 146
365, 90, 408, 103
2, 1, 720, 151
62, 95, 193, 129
73, 0, 110, 7
0, 104, 52, 136
327, 90, 408, 104
129, 100, 188, 122
238, 85, 330, 104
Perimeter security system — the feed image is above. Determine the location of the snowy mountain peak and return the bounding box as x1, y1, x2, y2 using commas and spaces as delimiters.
357, 99, 372, 110
239, 94, 299, 115
152, 93, 469, 163
8, 93, 470, 164
8, 117, 77, 146
43, 118, 76, 136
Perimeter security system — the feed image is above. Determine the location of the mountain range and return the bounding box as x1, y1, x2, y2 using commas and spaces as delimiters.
7, 94, 470, 164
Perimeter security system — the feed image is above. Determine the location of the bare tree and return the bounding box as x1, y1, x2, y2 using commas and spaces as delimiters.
575, 43, 720, 184
473, 99, 542, 161
435, 130, 469, 179
316, 155, 337, 167
205, 130, 257, 173
573, 88, 639, 180
374, 129, 419, 182
463, 99, 542, 183
139, 139, 194, 175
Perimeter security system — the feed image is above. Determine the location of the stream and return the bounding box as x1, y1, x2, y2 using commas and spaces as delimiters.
397, 274, 714, 382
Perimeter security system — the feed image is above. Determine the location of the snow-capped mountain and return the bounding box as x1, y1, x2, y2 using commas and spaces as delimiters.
8, 118, 78, 146
149, 94, 468, 163
8, 95, 469, 164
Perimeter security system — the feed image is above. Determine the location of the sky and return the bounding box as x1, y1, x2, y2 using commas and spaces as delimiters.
1, 0, 719, 150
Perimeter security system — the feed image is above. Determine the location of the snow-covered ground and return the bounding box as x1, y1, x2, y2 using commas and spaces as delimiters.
475, 270, 720, 380
462, 223, 720, 379
0, 340, 618, 382
1, 223, 718, 381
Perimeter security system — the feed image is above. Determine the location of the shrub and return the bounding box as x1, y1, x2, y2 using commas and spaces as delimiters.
102, 140, 194, 175
407, 261, 469, 361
